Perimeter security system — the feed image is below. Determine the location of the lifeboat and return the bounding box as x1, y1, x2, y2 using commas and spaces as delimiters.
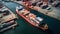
16, 5, 48, 31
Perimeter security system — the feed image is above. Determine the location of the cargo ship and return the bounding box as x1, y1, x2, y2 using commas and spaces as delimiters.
0, 1, 18, 32
16, 5, 48, 31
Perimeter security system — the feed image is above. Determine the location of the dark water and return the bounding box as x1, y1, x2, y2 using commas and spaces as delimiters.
1, 1, 60, 34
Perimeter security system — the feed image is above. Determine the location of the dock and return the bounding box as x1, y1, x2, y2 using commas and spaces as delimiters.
0, 2, 18, 32
14, 1, 60, 20
31, 6, 60, 20
0, 6, 17, 23
0, 21, 18, 32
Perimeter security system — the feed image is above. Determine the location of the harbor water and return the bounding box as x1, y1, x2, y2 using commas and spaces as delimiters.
1, 1, 60, 34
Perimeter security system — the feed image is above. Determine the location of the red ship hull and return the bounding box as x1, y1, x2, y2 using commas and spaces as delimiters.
16, 9, 48, 31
